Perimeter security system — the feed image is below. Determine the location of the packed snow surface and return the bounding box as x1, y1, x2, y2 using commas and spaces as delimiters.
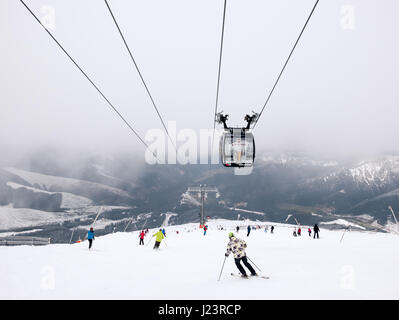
1, 219, 399, 299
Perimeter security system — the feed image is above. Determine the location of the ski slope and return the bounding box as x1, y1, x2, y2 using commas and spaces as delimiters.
0, 205, 76, 230
6, 182, 93, 209
4, 167, 133, 199
1, 219, 399, 299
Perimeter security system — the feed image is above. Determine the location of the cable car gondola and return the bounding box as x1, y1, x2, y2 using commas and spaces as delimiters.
216, 112, 258, 168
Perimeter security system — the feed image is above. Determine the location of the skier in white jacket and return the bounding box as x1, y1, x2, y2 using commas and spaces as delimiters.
225, 232, 257, 278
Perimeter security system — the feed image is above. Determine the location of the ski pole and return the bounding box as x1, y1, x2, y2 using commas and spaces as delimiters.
247, 256, 262, 273
217, 256, 227, 282
163, 239, 168, 247
340, 226, 350, 243
146, 236, 154, 247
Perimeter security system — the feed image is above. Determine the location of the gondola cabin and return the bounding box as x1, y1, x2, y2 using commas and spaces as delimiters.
220, 128, 255, 167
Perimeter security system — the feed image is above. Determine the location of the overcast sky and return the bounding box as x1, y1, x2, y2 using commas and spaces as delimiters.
1, 0, 398, 162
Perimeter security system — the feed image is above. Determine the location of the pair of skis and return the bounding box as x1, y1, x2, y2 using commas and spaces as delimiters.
230, 273, 269, 280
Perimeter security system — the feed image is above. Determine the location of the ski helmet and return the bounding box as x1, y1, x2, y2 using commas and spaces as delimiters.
228, 232, 234, 238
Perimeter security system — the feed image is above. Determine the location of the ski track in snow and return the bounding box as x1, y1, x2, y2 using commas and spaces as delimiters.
229, 207, 264, 216
160, 212, 178, 227
321, 219, 366, 230
1, 219, 399, 299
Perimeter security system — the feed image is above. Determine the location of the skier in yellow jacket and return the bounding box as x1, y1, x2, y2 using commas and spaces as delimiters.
153, 229, 165, 249
225, 232, 257, 278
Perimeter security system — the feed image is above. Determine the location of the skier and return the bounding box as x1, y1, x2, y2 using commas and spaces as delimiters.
225, 232, 257, 278
293, 229, 297, 237
204, 225, 208, 236
313, 224, 320, 239
236, 226, 239, 233
247, 225, 251, 237
271, 226, 274, 234
87, 227, 95, 249
308, 227, 312, 237
264, 225, 268, 233
298, 227, 301, 236
162, 228, 166, 237
139, 230, 145, 245
152, 229, 165, 249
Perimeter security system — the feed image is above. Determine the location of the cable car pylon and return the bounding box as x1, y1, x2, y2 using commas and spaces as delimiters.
185, 185, 218, 227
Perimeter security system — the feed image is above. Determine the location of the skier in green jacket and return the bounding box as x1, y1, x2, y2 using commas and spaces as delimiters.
153, 229, 165, 249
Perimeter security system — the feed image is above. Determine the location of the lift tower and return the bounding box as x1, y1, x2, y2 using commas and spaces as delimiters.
186, 185, 218, 226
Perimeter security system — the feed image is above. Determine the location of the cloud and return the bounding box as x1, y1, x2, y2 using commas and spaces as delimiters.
1, 0, 398, 161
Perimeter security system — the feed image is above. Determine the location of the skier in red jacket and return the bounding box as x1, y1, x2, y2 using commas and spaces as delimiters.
139, 230, 145, 245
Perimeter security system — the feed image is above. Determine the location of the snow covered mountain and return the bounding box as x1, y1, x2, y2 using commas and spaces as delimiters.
0, 166, 140, 240
1, 152, 399, 242
301, 156, 399, 191
294, 156, 399, 215
3, 167, 134, 203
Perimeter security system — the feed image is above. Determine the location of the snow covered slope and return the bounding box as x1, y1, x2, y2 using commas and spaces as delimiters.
6, 182, 92, 209
1, 219, 398, 299
0, 205, 77, 230
4, 167, 133, 199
